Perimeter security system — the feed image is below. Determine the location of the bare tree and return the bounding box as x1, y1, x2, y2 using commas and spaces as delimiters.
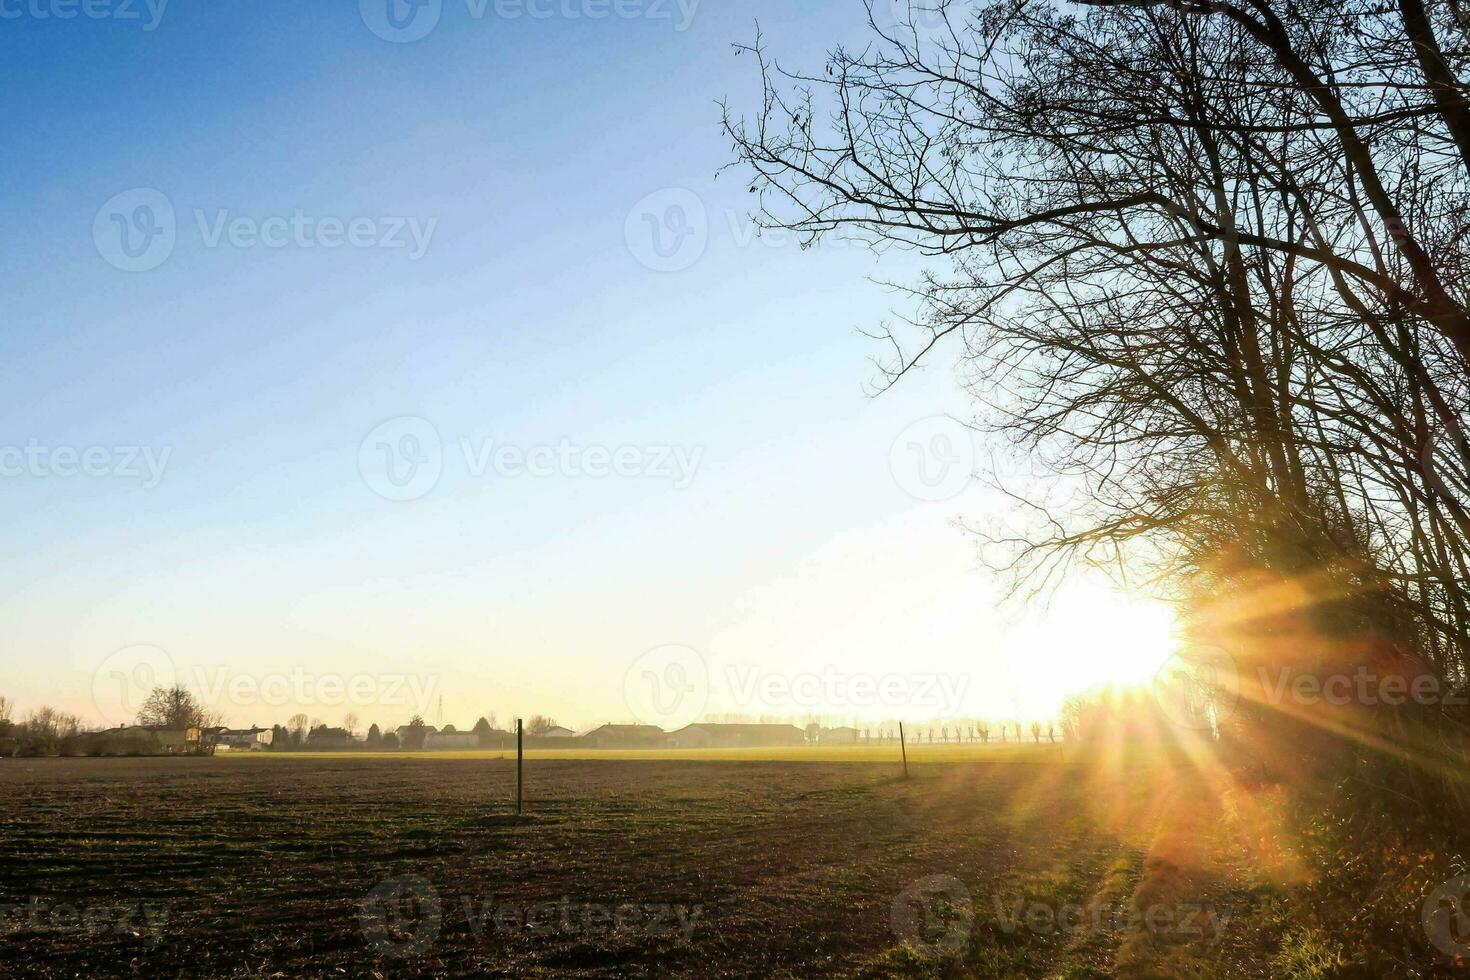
137, 686, 212, 730
725, 0, 1470, 680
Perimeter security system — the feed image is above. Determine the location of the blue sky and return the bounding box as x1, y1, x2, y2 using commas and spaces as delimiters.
0, 0, 1173, 731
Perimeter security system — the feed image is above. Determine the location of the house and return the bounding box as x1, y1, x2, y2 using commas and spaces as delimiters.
540, 726, 575, 739
426, 730, 479, 750
574, 724, 665, 748
214, 727, 273, 751
308, 727, 359, 749
819, 726, 860, 744
474, 728, 516, 748
102, 725, 202, 753
396, 724, 438, 750
667, 723, 806, 749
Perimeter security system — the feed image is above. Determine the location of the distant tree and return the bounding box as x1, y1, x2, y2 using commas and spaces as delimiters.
366, 723, 383, 747
288, 714, 310, 746
402, 715, 430, 751
978, 722, 990, 745
0, 694, 11, 723
1031, 722, 1042, 745
271, 724, 290, 750
441, 724, 457, 734
22, 707, 81, 755
526, 715, 559, 736
137, 686, 212, 730
382, 731, 400, 750
342, 713, 360, 737
472, 717, 494, 747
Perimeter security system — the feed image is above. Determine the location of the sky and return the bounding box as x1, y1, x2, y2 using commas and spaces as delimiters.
0, 0, 1179, 733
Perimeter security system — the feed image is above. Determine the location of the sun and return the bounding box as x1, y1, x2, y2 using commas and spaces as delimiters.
1009, 581, 1180, 717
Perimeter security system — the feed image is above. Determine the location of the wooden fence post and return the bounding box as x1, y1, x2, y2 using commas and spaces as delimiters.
899, 722, 909, 780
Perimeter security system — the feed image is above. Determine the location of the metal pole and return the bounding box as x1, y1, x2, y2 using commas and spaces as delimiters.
516, 718, 523, 815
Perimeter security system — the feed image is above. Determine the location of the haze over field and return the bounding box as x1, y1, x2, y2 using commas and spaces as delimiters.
0, 1, 1177, 731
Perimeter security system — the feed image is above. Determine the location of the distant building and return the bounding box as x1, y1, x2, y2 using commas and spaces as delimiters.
95, 725, 202, 753
426, 731, 479, 750
819, 726, 860, 744
308, 727, 360, 749
215, 728, 273, 750
540, 726, 575, 739
575, 724, 665, 748
667, 723, 806, 749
